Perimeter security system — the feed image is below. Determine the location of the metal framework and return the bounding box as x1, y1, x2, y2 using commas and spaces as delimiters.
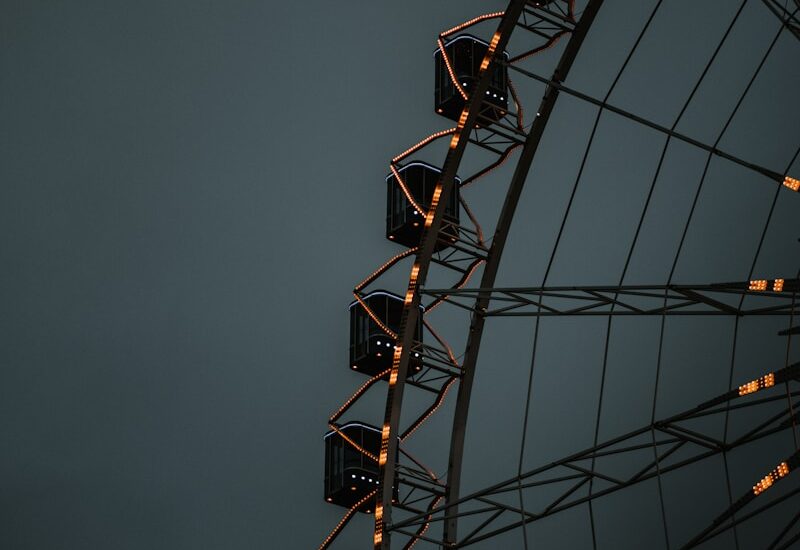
390, 363, 800, 547
319, 0, 800, 547
422, 280, 800, 317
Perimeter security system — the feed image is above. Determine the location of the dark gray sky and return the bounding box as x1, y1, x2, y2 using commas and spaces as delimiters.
2, 1, 799, 549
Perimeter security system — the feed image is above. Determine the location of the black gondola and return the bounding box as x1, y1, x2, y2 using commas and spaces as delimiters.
386, 161, 461, 249
323, 422, 398, 511
434, 34, 509, 123
349, 290, 423, 377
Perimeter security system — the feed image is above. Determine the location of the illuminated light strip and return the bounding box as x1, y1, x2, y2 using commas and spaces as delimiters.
738, 372, 776, 396
753, 461, 790, 496
356, 248, 418, 292
330, 369, 392, 423
403, 264, 421, 306
457, 109, 470, 128
392, 128, 456, 163
353, 293, 397, 339
437, 37, 469, 100
449, 108, 472, 151
319, 489, 378, 550
448, 114, 470, 151
749, 279, 768, 291
379, 423, 391, 466
373, 504, 384, 546
424, 187, 443, 229
480, 31, 502, 71
440, 12, 505, 37
328, 423, 379, 463
390, 164, 428, 215
388, 346, 402, 386
748, 278, 786, 292
784, 176, 800, 192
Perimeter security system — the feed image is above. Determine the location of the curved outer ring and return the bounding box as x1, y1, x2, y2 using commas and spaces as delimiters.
439, 1, 605, 545
376, 1, 604, 547
375, 3, 527, 547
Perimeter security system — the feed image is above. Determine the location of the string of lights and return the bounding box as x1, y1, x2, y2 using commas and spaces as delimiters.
319, 489, 379, 550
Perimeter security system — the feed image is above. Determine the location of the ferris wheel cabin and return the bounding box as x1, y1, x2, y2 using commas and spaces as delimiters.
350, 290, 423, 377
435, 34, 509, 123
386, 162, 461, 249
323, 422, 398, 511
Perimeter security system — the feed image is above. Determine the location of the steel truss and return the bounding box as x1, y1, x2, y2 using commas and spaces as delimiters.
421, 280, 800, 317
388, 363, 800, 547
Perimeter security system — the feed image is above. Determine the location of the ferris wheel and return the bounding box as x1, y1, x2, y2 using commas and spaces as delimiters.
319, 1, 800, 548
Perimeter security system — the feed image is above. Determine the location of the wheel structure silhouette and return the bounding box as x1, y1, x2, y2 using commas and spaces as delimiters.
319, 1, 800, 548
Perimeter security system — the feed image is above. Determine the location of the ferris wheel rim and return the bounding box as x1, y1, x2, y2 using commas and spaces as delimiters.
373, 4, 534, 545
437, 1, 605, 544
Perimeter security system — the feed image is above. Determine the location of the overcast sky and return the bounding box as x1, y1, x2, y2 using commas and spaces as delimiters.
2, 1, 799, 549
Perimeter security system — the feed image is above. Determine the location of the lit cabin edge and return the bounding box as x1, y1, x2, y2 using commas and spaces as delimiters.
434, 33, 510, 124
386, 161, 461, 249
349, 290, 424, 377
323, 422, 398, 512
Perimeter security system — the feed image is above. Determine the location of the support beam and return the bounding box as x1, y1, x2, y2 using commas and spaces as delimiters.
389, 364, 800, 545
441, 0, 606, 545
422, 280, 800, 317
